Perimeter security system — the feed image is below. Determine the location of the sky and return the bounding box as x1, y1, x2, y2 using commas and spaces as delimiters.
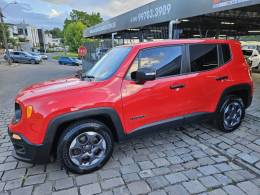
0, 0, 154, 29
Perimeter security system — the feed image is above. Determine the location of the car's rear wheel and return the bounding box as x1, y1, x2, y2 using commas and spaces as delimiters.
214, 96, 245, 132
31, 60, 36, 64
58, 120, 113, 174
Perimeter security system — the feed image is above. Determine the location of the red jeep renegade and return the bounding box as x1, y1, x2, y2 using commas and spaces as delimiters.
8, 39, 253, 173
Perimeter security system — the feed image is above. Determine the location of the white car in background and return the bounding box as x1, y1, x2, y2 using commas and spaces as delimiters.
242, 49, 260, 69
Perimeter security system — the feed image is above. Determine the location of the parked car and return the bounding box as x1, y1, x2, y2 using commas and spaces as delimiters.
4, 51, 42, 64
8, 39, 253, 174
58, 56, 82, 66
29, 52, 48, 60
242, 49, 260, 69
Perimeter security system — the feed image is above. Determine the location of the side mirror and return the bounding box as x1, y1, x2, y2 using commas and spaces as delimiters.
131, 67, 156, 84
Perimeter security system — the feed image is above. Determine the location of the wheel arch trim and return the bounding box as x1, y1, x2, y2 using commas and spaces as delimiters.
44, 107, 126, 156
216, 83, 253, 112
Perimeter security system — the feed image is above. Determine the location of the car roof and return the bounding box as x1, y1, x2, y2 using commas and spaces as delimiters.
121, 39, 240, 50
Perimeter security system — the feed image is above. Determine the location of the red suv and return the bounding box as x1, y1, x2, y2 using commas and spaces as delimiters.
8, 39, 253, 173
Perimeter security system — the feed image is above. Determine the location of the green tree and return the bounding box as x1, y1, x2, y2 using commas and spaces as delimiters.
46, 27, 63, 38
64, 21, 86, 52
64, 10, 103, 29
0, 23, 10, 49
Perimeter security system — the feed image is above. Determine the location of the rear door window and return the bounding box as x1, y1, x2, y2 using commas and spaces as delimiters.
189, 44, 219, 72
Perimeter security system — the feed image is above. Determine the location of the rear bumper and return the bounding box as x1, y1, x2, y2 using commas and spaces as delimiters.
8, 129, 50, 164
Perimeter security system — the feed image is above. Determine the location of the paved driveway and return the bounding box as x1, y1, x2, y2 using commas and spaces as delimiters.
0, 62, 259, 195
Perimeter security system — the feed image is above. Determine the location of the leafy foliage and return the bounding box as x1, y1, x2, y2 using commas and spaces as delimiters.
64, 10, 103, 29
64, 21, 86, 52
63, 10, 103, 52
0, 23, 10, 48
45, 28, 63, 38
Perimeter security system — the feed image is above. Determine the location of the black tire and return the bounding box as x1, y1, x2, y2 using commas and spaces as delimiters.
214, 96, 245, 132
31, 60, 36, 64
57, 120, 114, 174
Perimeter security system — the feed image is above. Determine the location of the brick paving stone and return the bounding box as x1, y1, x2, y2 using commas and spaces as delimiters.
122, 173, 140, 183
138, 161, 155, 170
237, 181, 260, 195
24, 174, 46, 186
121, 164, 140, 174
237, 153, 259, 164
0, 183, 4, 192
99, 169, 120, 179
165, 184, 189, 195
199, 175, 221, 188
52, 187, 78, 195
152, 158, 170, 167
0, 162, 17, 172
139, 169, 154, 178
214, 163, 232, 172
80, 183, 101, 195
183, 180, 207, 194
10, 186, 33, 195
198, 165, 220, 175
101, 177, 124, 190
4, 179, 22, 191
227, 148, 241, 155
146, 176, 169, 190
47, 170, 67, 181
208, 189, 227, 195
225, 171, 246, 182
254, 139, 260, 145
165, 172, 188, 184
113, 185, 130, 195
119, 157, 134, 165
223, 185, 246, 195
33, 182, 53, 195
1, 168, 26, 181
197, 157, 215, 166
55, 177, 74, 190
76, 173, 98, 186
214, 173, 233, 186
167, 156, 183, 164
152, 167, 171, 176
148, 190, 167, 195
127, 181, 151, 195
183, 169, 203, 180
27, 165, 45, 176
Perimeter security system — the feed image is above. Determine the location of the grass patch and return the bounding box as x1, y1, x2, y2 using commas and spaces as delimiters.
52, 52, 78, 60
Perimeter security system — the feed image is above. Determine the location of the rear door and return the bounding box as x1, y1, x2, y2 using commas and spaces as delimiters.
184, 43, 232, 114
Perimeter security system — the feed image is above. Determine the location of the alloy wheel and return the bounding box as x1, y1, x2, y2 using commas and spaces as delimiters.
69, 131, 107, 169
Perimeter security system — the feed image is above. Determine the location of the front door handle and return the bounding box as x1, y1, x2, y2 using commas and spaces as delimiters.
170, 84, 185, 90
216, 76, 229, 81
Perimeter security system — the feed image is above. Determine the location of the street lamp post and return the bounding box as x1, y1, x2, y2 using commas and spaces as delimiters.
0, 1, 17, 65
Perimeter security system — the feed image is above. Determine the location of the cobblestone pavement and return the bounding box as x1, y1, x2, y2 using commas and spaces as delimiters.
0, 63, 260, 195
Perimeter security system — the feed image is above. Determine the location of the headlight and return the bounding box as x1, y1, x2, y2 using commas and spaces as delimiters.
13, 103, 22, 124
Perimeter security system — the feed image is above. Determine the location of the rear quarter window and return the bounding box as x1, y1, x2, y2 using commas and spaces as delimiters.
221, 44, 232, 65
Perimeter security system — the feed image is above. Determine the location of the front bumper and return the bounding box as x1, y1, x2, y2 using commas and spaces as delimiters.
8, 129, 50, 164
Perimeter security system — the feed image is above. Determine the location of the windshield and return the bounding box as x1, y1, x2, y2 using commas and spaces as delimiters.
86, 46, 132, 81
243, 50, 253, 56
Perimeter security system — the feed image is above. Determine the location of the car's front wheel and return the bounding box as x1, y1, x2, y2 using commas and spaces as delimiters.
214, 96, 245, 132
58, 120, 114, 174
31, 60, 36, 64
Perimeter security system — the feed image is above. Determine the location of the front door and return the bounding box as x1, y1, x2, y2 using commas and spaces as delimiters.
121, 45, 189, 133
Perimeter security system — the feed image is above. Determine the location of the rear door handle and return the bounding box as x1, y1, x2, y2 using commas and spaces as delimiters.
216, 76, 229, 81
170, 84, 185, 90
